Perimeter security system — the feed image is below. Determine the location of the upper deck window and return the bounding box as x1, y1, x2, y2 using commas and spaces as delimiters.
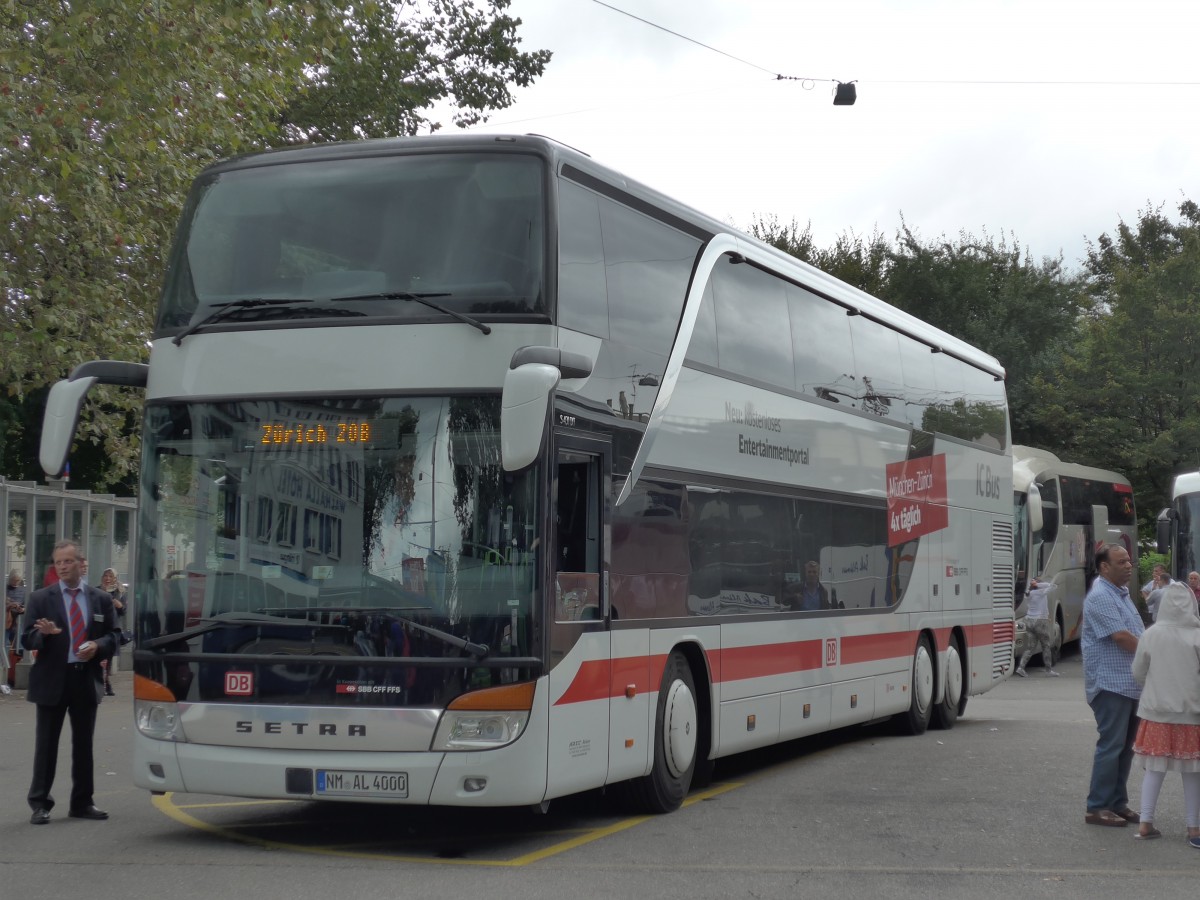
158, 153, 547, 332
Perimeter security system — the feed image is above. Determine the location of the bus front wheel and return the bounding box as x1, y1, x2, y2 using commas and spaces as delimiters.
623, 650, 698, 813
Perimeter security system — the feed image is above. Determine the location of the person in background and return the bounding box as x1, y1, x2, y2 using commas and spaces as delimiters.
1016, 579, 1060, 677
5, 570, 25, 695
1188, 571, 1200, 603
1146, 570, 1173, 622
1142, 563, 1169, 604
1130, 582, 1200, 846
7, 569, 26, 649
98, 568, 125, 697
1082, 543, 1144, 827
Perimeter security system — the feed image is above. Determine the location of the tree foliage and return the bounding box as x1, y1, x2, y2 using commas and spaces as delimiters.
751, 215, 1086, 449
283, 0, 550, 141
0, 0, 548, 490
1027, 200, 1200, 531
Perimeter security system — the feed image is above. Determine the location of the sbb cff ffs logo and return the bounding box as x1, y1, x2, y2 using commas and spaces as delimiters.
976, 464, 1001, 499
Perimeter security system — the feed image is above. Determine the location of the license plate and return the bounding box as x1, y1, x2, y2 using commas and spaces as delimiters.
316, 769, 408, 798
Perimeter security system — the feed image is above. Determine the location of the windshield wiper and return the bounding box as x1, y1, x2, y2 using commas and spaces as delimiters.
142, 611, 340, 650
171, 298, 314, 346
330, 291, 491, 335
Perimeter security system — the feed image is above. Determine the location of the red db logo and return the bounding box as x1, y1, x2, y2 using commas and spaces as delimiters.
225, 671, 253, 696
825, 638, 838, 667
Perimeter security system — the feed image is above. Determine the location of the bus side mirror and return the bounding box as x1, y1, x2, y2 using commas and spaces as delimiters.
1027, 482, 1044, 535
1157, 507, 1174, 555
39, 360, 149, 477
40, 376, 98, 477
501, 363, 560, 471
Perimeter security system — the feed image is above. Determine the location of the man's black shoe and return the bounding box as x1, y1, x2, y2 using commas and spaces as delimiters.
30, 808, 51, 825
67, 805, 108, 820
104, 686, 115, 696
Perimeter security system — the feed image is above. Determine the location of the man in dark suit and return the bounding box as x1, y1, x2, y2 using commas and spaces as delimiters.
23, 539, 118, 825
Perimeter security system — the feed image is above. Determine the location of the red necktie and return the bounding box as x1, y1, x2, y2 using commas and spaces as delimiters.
67, 588, 87, 653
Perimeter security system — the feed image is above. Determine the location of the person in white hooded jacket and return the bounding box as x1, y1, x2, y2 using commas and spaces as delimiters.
1130, 582, 1200, 845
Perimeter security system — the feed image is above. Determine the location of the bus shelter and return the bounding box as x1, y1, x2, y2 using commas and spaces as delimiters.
3, 477, 136, 689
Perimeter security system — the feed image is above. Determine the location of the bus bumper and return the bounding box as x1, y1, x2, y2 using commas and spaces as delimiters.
133, 737, 550, 807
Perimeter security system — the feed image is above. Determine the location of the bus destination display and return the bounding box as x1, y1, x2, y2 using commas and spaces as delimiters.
260, 422, 372, 446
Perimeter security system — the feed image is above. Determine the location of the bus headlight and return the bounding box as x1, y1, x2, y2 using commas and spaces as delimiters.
431, 681, 535, 751
135, 699, 185, 742
133, 674, 186, 742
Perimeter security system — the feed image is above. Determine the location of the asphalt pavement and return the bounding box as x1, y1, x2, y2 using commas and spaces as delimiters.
2, 647, 1199, 900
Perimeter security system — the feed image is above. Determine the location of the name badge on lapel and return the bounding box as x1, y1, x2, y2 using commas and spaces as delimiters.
93, 613, 106, 622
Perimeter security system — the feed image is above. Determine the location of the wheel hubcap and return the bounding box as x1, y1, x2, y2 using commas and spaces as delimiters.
945, 645, 962, 706
914, 645, 934, 714
663, 679, 698, 778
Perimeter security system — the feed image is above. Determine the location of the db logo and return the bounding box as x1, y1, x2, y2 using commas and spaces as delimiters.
225, 671, 253, 696
825, 637, 838, 667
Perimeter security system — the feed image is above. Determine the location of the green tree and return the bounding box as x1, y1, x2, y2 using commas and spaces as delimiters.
750, 216, 1087, 448
881, 224, 1087, 448
1027, 200, 1200, 532
283, 0, 550, 141
749, 215, 889, 297
0, 0, 548, 491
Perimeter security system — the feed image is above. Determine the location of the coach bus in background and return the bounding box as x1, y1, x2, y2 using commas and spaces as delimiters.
40, 134, 1014, 814
1157, 471, 1200, 583
1012, 446, 1136, 665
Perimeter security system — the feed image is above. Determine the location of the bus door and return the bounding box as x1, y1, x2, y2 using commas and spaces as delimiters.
545, 434, 613, 797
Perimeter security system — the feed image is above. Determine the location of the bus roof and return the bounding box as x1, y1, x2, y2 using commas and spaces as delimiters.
1171, 471, 1200, 500
199, 134, 1005, 381
1012, 445, 1131, 494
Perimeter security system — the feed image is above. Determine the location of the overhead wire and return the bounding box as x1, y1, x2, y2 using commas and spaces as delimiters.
588, 0, 1200, 88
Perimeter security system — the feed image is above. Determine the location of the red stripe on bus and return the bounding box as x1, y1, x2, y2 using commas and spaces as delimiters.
716, 641, 824, 681
840, 631, 914, 665
553, 659, 611, 706
552, 624, 1012, 705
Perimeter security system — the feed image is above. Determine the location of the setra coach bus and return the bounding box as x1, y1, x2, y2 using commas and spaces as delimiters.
1011, 446, 1136, 665
40, 134, 1014, 813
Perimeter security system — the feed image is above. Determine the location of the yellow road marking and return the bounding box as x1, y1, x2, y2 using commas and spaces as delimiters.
152, 780, 744, 867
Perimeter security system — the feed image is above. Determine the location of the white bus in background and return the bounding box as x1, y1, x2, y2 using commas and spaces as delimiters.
1012, 446, 1137, 663
1157, 471, 1200, 582
41, 134, 1014, 815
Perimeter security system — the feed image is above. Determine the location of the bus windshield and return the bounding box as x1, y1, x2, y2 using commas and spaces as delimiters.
156, 152, 547, 332
135, 395, 541, 705
1174, 493, 1200, 578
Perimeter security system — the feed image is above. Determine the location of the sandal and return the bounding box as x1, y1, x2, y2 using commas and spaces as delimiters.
1114, 808, 1140, 824
1133, 826, 1161, 840
1085, 810, 1127, 827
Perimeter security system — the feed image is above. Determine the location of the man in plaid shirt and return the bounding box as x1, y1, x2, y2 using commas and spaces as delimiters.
1081, 543, 1144, 827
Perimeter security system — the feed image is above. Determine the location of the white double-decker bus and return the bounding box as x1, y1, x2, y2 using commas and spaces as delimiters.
1011, 447, 1136, 664
41, 135, 1013, 813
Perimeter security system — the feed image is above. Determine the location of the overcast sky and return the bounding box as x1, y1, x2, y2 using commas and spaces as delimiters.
462, 0, 1199, 270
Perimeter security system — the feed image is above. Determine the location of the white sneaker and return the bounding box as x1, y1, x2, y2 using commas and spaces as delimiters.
1015, 666, 1027, 677
1046, 669, 1060, 677
0, 684, 11, 694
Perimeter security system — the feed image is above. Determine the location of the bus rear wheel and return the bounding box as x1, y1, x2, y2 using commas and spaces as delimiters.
623, 650, 698, 813
931, 636, 965, 730
896, 634, 934, 735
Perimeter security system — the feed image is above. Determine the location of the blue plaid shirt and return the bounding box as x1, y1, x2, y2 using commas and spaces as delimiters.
1082, 576, 1144, 702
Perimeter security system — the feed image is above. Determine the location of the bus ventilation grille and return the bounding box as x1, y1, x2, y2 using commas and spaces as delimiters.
991, 519, 1015, 679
